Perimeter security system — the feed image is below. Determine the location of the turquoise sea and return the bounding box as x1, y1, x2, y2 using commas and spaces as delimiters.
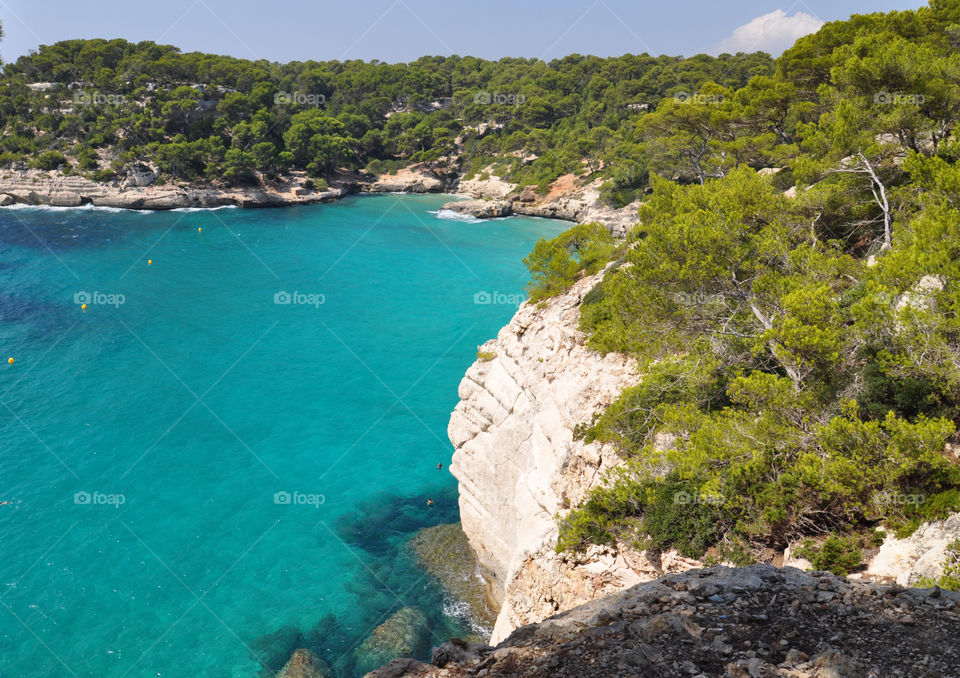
0, 194, 564, 677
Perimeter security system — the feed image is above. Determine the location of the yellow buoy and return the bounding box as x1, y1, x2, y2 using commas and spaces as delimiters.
7, 357, 13, 365
198, 227, 202, 233
81, 303, 87, 310
147, 259, 153, 266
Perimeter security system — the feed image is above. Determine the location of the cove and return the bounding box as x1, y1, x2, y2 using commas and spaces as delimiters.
0, 194, 565, 677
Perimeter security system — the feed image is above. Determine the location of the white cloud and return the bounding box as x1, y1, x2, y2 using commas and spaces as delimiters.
718, 9, 824, 56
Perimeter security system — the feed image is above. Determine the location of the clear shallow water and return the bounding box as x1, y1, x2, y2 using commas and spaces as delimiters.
0, 195, 564, 678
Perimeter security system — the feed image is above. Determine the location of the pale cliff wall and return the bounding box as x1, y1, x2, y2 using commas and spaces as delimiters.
448, 269, 663, 643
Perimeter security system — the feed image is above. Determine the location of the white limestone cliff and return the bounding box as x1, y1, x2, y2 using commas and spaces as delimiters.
447, 268, 656, 643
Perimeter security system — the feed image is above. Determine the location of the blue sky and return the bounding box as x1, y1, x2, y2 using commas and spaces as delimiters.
0, 0, 928, 65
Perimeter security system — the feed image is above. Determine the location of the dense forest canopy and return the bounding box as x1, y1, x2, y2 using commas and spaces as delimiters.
0, 37, 772, 197
516, 0, 960, 575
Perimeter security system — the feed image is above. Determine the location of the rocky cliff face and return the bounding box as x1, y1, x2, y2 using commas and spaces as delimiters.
447, 268, 656, 643
0, 164, 453, 210
445, 266, 960, 649
0, 168, 349, 209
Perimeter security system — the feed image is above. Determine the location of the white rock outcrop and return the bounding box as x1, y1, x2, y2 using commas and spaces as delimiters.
456, 170, 516, 199
862, 513, 960, 585
448, 268, 647, 642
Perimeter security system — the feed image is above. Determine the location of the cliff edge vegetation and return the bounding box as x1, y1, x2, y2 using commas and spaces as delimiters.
516, 0, 960, 576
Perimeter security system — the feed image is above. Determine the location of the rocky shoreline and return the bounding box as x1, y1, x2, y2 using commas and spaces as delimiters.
440, 193, 640, 237
0, 163, 640, 236
0, 164, 455, 211
440, 173, 642, 237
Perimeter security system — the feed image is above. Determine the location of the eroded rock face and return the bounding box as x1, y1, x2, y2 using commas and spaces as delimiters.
863, 513, 960, 585
455, 171, 516, 199
492, 539, 702, 643
0, 169, 346, 209
364, 564, 960, 678
448, 268, 643, 642
363, 167, 444, 193
445, 259, 960, 648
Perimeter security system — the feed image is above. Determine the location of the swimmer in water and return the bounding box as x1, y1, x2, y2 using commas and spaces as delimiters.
426, 498, 434, 506
436, 463, 443, 470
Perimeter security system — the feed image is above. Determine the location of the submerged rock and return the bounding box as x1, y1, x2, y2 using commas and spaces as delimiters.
250, 624, 302, 673
408, 523, 498, 633
277, 648, 329, 678
354, 606, 430, 676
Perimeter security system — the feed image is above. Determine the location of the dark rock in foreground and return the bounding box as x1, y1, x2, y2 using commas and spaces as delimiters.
363, 564, 960, 677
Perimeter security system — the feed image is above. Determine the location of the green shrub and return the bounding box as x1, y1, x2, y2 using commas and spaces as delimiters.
523, 222, 617, 302
0, 152, 24, 167
29, 151, 68, 171
74, 147, 99, 171
90, 169, 116, 182
795, 535, 863, 576
557, 160, 960, 562
365, 158, 408, 176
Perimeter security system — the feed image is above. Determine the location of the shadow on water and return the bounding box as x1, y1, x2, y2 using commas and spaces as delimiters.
252, 485, 468, 678
0, 293, 77, 344
0, 209, 138, 250
335, 485, 460, 556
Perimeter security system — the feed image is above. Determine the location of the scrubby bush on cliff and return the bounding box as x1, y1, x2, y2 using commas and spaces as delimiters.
29, 150, 68, 171
523, 222, 617, 303
795, 536, 864, 576
556, 1, 960, 563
